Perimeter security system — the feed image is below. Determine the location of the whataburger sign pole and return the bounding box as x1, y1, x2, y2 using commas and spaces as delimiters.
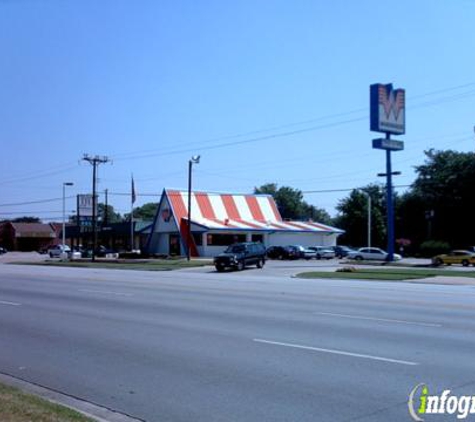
370, 83, 405, 261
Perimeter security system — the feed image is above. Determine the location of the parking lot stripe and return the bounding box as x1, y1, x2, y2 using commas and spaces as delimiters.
253, 338, 418, 366
78, 289, 133, 297
314, 312, 442, 327
0, 300, 21, 306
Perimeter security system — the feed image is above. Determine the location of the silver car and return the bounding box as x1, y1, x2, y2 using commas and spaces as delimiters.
309, 246, 336, 260
48, 244, 71, 258
347, 247, 401, 261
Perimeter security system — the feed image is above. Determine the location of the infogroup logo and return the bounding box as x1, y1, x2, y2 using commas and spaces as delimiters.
408, 383, 475, 420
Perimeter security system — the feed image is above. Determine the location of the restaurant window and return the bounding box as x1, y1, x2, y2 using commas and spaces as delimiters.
192, 232, 203, 246
207, 233, 246, 246
251, 234, 263, 243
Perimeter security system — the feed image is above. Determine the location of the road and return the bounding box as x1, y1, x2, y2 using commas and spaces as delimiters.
0, 262, 474, 421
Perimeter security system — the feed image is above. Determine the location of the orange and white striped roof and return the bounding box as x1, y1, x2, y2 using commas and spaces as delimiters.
165, 189, 342, 233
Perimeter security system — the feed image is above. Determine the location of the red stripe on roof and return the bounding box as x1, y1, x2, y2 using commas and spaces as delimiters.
245, 196, 265, 221
267, 197, 282, 221
195, 193, 216, 220
306, 221, 331, 231
282, 221, 318, 230
167, 190, 187, 222
233, 219, 264, 229
222, 195, 241, 220
268, 222, 290, 230
210, 219, 240, 229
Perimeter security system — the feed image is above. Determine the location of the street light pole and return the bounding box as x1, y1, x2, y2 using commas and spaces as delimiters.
187, 155, 200, 261
62, 182, 74, 254
359, 190, 371, 249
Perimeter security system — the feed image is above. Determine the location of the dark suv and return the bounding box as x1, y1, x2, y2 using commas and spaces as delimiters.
214, 242, 266, 272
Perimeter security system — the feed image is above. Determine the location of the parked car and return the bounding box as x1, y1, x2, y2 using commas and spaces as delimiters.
266, 246, 299, 260
48, 244, 71, 258
0, 246, 7, 255
331, 245, 355, 259
289, 245, 317, 260
214, 242, 266, 271
347, 247, 402, 261
95, 245, 118, 258
309, 246, 336, 260
432, 250, 475, 267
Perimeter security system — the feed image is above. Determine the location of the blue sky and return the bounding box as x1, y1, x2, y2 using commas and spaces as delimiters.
1, 0, 475, 221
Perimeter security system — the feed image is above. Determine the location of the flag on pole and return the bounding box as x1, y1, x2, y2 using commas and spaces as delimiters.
131, 175, 136, 204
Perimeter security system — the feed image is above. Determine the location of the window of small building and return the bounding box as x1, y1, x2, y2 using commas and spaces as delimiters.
251, 234, 263, 243
192, 232, 203, 246
207, 233, 246, 246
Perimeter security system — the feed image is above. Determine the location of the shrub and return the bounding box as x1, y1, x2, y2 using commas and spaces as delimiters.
419, 240, 451, 258
336, 266, 357, 273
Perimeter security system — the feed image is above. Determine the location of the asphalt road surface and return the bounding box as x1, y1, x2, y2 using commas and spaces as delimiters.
0, 263, 474, 421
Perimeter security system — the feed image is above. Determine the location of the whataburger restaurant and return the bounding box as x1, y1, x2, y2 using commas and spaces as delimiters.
147, 189, 344, 257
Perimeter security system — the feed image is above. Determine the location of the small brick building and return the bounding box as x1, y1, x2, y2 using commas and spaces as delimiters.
0, 222, 59, 251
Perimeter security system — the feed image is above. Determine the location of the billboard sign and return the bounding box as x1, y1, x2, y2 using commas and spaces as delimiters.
77, 194, 94, 217
370, 83, 405, 135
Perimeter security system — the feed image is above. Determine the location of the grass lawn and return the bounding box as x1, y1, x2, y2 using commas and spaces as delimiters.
0, 382, 93, 422
296, 268, 475, 281
13, 258, 213, 271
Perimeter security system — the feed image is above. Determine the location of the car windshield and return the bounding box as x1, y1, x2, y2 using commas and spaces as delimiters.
225, 245, 245, 253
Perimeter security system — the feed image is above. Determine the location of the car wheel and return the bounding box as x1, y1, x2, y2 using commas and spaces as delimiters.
278, 255, 283, 260
257, 259, 264, 269
462, 260, 469, 267
434, 258, 443, 266
237, 261, 245, 271
316, 254, 322, 260
355, 256, 363, 261
215, 265, 224, 272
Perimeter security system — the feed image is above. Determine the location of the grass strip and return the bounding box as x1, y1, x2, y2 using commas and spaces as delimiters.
0, 382, 93, 422
12, 259, 212, 271
296, 268, 475, 281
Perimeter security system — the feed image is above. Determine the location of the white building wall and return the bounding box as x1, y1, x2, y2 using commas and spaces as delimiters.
267, 232, 337, 247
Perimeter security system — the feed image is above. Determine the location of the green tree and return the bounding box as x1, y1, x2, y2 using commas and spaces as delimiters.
334, 184, 386, 247
11, 216, 42, 223
98, 203, 122, 224
132, 202, 159, 221
403, 149, 475, 247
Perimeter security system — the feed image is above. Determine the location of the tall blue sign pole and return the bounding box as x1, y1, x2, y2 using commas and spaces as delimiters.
370, 84, 405, 261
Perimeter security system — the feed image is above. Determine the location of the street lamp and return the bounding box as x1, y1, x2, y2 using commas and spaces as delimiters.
359, 190, 371, 249
187, 155, 200, 261
62, 182, 74, 256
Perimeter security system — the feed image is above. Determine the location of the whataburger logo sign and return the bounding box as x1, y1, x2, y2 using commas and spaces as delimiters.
370, 83, 405, 135
408, 383, 475, 420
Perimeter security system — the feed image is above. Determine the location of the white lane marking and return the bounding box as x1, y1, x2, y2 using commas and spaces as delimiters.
253, 338, 418, 366
78, 289, 133, 297
0, 300, 21, 306
314, 312, 442, 327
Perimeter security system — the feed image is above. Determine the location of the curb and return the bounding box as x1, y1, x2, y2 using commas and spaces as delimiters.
0, 372, 144, 422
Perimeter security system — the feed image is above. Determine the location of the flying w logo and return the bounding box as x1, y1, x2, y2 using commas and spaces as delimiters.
379, 85, 405, 120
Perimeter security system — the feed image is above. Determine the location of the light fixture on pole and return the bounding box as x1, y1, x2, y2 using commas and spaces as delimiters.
62, 182, 74, 258
187, 155, 200, 261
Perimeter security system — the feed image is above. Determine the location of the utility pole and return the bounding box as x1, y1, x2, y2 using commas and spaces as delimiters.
82, 155, 110, 261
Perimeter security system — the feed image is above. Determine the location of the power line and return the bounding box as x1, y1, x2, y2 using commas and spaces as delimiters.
0, 196, 75, 207
302, 185, 411, 194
